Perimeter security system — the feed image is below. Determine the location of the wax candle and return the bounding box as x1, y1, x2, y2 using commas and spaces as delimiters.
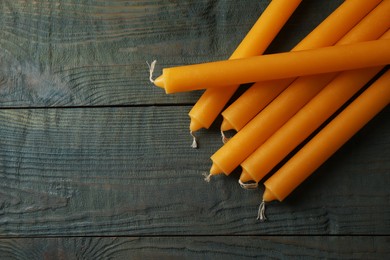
240, 14, 390, 183
188, 0, 302, 132
262, 69, 390, 203
210, 7, 390, 176
210, 73, 335, 175
241, 66, 385, 183
153, 39, 390, 94
220, 0, 384, 132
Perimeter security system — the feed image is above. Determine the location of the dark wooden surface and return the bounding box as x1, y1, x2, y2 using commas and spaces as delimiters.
0, 0, 389, 258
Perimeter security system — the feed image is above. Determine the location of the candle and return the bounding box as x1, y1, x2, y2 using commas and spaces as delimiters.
220, 0, 384, 132
209, 6, 390, 176
263, 69, 390, 203
240, 15, 390, 183
241, 65, 386, 183
188, 0, 302, 132
153, 39, 390, 94
210, 74, 335, 175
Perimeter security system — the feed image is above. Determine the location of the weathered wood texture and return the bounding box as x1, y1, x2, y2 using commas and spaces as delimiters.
0, 236, 389, 259
0, 106, 389, 236
0, 0, 342, 107
0, 0, 389, 258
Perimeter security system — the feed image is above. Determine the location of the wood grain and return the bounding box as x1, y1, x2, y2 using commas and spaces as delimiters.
0, 0, 343, 107
0, 106, 388, 236
0, 236, 388, 259
0, 0, 387, 257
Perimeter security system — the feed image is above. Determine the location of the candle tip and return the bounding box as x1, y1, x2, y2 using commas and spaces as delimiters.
262, 187, 277, 202
189, 117, 203, 132
190, 131, 198, 149
153, 75, 165, 88
239, 170, 253, 183
210, 163, 223, 175
220, 118, 235, 132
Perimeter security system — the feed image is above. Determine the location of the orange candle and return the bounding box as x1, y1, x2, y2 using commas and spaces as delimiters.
241, 66, 385, 183
240, 19, 390, 183
209, 7, 390, 176
188, 0, 302, 132
153, 39, 390, 94
220, 0, 384, 132
263, 69, 390, 203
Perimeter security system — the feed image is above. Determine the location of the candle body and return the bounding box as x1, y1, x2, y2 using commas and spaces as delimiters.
154, 39, 390, 94
263, 69, 390, 202
221, 0, 385, 131
189, 0, 302, 131
241, 66, 384, 183
210, 9, 390, 176
240, 27, 390, 182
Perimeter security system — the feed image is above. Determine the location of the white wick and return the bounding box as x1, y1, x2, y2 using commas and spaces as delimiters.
147, 60, 157, 83
221, 129, 230, 144
257, 200, 267, 222
190, 130, 198, 149
202, 172, 212, 183
238, 179, 259, 190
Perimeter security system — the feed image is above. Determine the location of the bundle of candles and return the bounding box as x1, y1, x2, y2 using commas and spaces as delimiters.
150, 0, 390, 221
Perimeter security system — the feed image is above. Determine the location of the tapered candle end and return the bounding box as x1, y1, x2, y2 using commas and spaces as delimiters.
262, 187, 278, 202
153, 75, 165, 88
239, 170, 253, 183
189, 117, 204, 132
220, 118, 235, 132
210, 163, 223, 175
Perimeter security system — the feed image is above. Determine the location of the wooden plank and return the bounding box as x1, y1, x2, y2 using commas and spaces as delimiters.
0, 0, 343, 107
0, 236, 388, 259
0, 106, 388, 236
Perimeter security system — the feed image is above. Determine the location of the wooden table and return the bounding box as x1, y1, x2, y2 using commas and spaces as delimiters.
0, 0, 389, 258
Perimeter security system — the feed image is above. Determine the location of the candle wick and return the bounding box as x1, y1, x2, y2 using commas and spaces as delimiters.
221, 129, 230, 144
202, 172, 212, 183
190, 130, 198, 149
257, 200, 267, 222
238, 179, 259, 190
146, 60, 157, 83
